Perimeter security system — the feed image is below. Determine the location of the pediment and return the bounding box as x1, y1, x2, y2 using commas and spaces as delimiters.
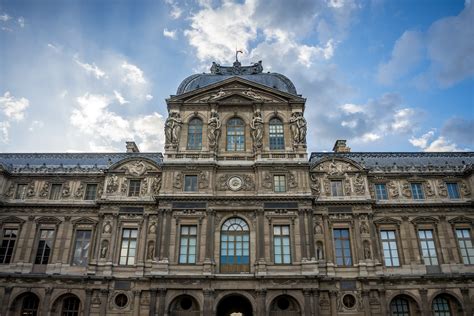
411, 216, 439, 224
448, 216, 473, 224
109, 158, 161, 175
36, 216, 62, 225
0, 216, 25, 225
373, 217, 401, 226
72, 217, 98, 226
184, 85, 287, 104
311, 157, 364, 174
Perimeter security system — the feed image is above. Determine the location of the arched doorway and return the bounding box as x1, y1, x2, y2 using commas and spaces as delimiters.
216, 294, 253, 316
51, 294, 81, 316
169, 294, 200, 316
269, 295, 301, 316
389, 295, 421, 316
220, 217, 250, 273
9, 292, 40, 316
431, 294, 462, 316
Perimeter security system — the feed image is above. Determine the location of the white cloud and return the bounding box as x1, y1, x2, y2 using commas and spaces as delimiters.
409, 129, 468, 152
28, 120, 44, 132
165, 0, 183, 19
113, 90, 129, 105
0, 122, 10, 143
132, 113, 166, 151
409, 130, 435, 149
145, 94, 153, 101
340, 103, 364, 114
392, 108, 416, 132
17, 16, 25, 28
122, 62, 146, 85
74, 59, 106, 79
360, 132, 381, 142
0, 13, 10, 22
0, 91, 29, 121
163, 28, 177, 39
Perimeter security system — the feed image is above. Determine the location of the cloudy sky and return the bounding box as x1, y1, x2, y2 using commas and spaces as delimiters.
0, 0, 472, 153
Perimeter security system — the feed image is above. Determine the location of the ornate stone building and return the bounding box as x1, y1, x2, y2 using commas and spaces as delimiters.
0, 60, 473, 316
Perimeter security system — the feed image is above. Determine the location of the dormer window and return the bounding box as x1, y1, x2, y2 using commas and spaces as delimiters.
446, 183, 460, 199
411, 183, 424, 200
15, 184, 27, 200
128, 180, 141, 197
49, 184, 62, 200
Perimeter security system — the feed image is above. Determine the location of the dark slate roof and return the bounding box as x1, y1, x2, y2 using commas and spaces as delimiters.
176, 61, 297, 95
0, 153, 163, 173
310, 152, 474, 171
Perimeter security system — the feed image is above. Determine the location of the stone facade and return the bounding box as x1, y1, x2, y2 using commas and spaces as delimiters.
0, 61, 473, 315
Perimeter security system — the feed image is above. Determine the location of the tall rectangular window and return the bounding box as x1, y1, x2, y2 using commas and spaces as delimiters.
418, 229, 438, 265
84, 184, 97, 200
375, 183, 388, 200
447, 183, 460, 199
15, 184, 27, 200
274, 175, 286, 192
179, 225, 197, 264
50, 184, 62, 200
0, 229, 18, 264
72, 230, 91, 266
269, 118, 284, 150
411, 183, 424, 200
187, 118, 203, 150
128, 180, 141, 197
456, 229, 474, 264
333, 228, 352, 266
331, 181, 343, 196
184, 175, 198, 192
35, 229, 55, 264
273, 225, 291, 264
119, 228, 137, 265
380, 230, 400, 266
226, 118, 245, 151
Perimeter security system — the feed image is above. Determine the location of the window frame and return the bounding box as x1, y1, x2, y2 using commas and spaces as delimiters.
34, 228, 56, 265
331, 180, 344, 197
49, 183, 63, 200
187, 117, 203, 150
417, 228, 439, 265
273, 175, 287, 193
333, 228, 353, 266
71, 229, 92, 266
380, 230, 401, 267
84, 183, 98, 200
61, 296, 81, 316
273, 224, 291, 264
269, 117, 285, 150
410, 182, 425, 200
220, 217, 250, 273
390, 297, 410, 316
184, 175, 198, 192
446, 182, 460, 199
178, 225, 198, 264
128, 179, 141, 197
0, 227, 19, 264
226, 117, 246, 152
119, 228, 138, 266
374, 183, 388, 200
14, 183, 28, 200
454, 227, 474, 265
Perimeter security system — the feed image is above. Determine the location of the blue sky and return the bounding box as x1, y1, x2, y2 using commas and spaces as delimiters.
0, 0, 472, 153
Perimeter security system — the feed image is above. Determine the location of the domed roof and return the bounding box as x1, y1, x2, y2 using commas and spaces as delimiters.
176, 61, 297, 95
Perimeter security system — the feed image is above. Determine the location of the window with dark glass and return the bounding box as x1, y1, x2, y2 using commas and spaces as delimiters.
128, 180, 141, 197
418, 229, 438, 265
411, 183, 424, 200
179, 225, 197, 264
331, 181, 343, 196
35, 229, 55, 264
273, 225, 291, 264
375, 183, 388, 200
21, 294, 39, 316
0, 228, 18, 264
220, 217, 250, 273
333, 228, 352, 266
269, 118, 284, 150
50, 184, 62, 200
184, 175, 198, 192
456, 228, 474, 264
72, 230, 91, 266
380, 230, 400, 266
390, 298, 410, 316
15, 184, 27, 200
187, 118, 203, 150
119, 228, 138, 265
84, 184, 97, 200
432, 297, 451, 316
226, 118, 245, 151
446, 183, 460, 199
274, 175, 286, 192
61, 296, 80, 316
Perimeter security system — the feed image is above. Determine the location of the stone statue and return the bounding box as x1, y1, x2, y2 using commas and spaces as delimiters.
316, 241, 324, 260
103, 221, 111, 234
106, 175, 119, 194
147, 241, 155, 260
207, 110, 221, 150
100, 240, 109, 258
165, 111, 183, 146
250, 110, 264, 151
363, 241, 371, 259
354, 174, 366, 195
289, 112, 307, 144
360, 223, 369, 234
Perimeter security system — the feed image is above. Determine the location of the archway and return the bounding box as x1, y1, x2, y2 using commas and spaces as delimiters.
169, 294, 200, 316
389, 294, 421, 316
431, 293, 463, 316
216, 294, 253, 316
9, 292, 40, 316
51, 293, 81, 316
269, 295, 301, 316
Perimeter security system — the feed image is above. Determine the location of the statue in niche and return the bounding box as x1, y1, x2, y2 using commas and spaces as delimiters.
360, 222, 369, 234
207, 109, 221, 150
316, 241, 324, 260
103, 221, 111, 234
147, 241, 155, 260
314, 224, 323, 235
250, 110, 264, 150
165, 111, 182, 146
100, 240, 109, 258
363, 240, 371, 259
148, 222, 157, 234
289, 112, 307, 144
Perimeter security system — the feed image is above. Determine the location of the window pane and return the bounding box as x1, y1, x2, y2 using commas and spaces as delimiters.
269, 118, 284, 150
333, 229, 352, 266
187, 118, 203, 150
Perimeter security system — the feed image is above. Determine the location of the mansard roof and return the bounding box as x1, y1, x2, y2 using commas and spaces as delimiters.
309, 152, 474, 173
0, 152, 163, 174
176, 60, 298, 95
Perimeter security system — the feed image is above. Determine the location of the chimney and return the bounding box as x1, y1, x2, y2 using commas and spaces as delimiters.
126, 141, 140, 153
333, 140, 351, 153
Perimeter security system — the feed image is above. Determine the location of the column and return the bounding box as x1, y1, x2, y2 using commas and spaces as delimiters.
378, 289, 387, 316
312, 289, 320, 316
329, 290, 338, 316
205, 209, 215, 260
401, 216, 416, 264
133, 290, 141, 316
156, 209, 164, 260
299, 209, 308, 259
19, 216, 35, 262
83, 289, 93, 316
161, 210, 172, 259
138, 216, 148, 265
303, 289, 312, 316
419, 289, 429, 316
59, 216, 72, 263
307, 211, 315, 259
461, 288, 472, 316
362, 290, 370, 316
323, 215, 334, 263
256, 289, 266, 316
368, 214, 381, 261
257, 209, 265, 261
157, 288, 167, 316
203, 289, 215, 316
100, 289, 109, 316
149, 288, 158, 316
43, 287, 53, 316
1, 287, 13, 316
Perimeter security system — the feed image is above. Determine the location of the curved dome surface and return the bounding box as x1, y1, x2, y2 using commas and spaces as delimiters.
176, 61, 297, 95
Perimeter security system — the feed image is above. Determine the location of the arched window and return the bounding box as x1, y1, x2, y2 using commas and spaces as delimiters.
220, 217, 249, 273
390, 297, 410, 316
187, 118, 203, 150
226, 118, 245, 151
21, 294, 39, 316
432, 296, 452, 316
269, 117, 284, 150
61, 296, 80, 316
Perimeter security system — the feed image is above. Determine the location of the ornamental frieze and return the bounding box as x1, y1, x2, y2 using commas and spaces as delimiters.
106, 175, 119, 193
218, 174, 255, 191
